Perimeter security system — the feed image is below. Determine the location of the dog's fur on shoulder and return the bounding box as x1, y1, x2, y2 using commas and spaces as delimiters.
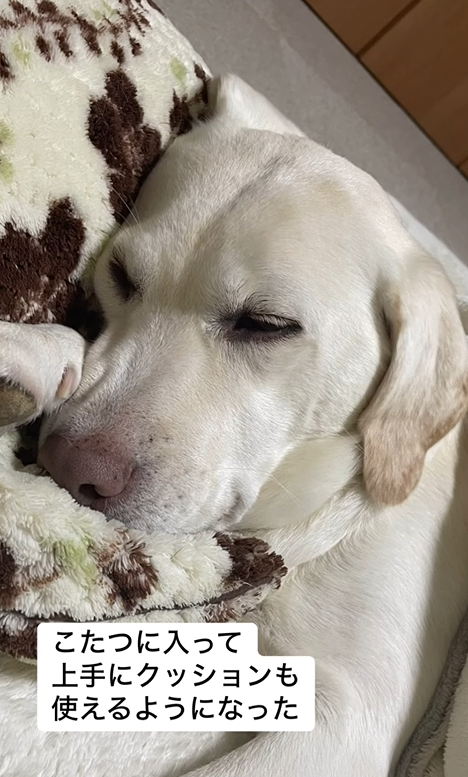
2, 75, 468, 776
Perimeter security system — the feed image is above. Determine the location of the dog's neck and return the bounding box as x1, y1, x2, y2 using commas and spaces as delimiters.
240, 434, 361, 532
239, 421, 467, 570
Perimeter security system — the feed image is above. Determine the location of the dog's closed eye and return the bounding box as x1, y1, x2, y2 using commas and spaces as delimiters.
109, 253, 139, 302
224, 311, 302, 342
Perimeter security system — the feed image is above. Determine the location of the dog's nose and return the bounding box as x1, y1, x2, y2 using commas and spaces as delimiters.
38, 433, 133, 509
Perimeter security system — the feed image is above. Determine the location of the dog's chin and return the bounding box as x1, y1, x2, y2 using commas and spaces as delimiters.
82, 491, 250, 536
89, 497, 216, 535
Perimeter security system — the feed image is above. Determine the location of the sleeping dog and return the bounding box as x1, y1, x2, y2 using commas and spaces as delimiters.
1, 75, 468, 776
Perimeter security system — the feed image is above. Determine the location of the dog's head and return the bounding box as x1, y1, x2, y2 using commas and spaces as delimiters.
39, 76, 468, 532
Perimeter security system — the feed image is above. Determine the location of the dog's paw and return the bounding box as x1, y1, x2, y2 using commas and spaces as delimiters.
0, 322, 86, 431
0, 380, 37, 427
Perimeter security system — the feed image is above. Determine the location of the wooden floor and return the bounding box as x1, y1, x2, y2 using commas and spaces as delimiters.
304, 0, 468, 180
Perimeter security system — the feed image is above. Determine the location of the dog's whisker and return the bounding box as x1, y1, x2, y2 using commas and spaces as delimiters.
211, 466, 306, 510
265, 473, 303, 509
109, 185, 142, 228
341, 427, 364, 454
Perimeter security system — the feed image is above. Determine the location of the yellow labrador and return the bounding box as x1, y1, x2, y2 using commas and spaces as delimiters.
2, 75, 468, 776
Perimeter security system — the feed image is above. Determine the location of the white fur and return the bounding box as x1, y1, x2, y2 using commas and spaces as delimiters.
0, 321, 85, 431
2, 75, 468, 776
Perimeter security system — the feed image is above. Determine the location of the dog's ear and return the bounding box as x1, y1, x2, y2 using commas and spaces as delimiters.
207, 74, 305, 137
359, 251, 468, 505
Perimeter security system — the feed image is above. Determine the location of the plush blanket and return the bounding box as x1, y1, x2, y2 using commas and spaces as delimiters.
395, 608, 468, 777
0, 427, 286, 661
0, 0, 286, 665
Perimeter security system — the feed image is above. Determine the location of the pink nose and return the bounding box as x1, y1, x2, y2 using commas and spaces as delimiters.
38, 433, 133, 509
